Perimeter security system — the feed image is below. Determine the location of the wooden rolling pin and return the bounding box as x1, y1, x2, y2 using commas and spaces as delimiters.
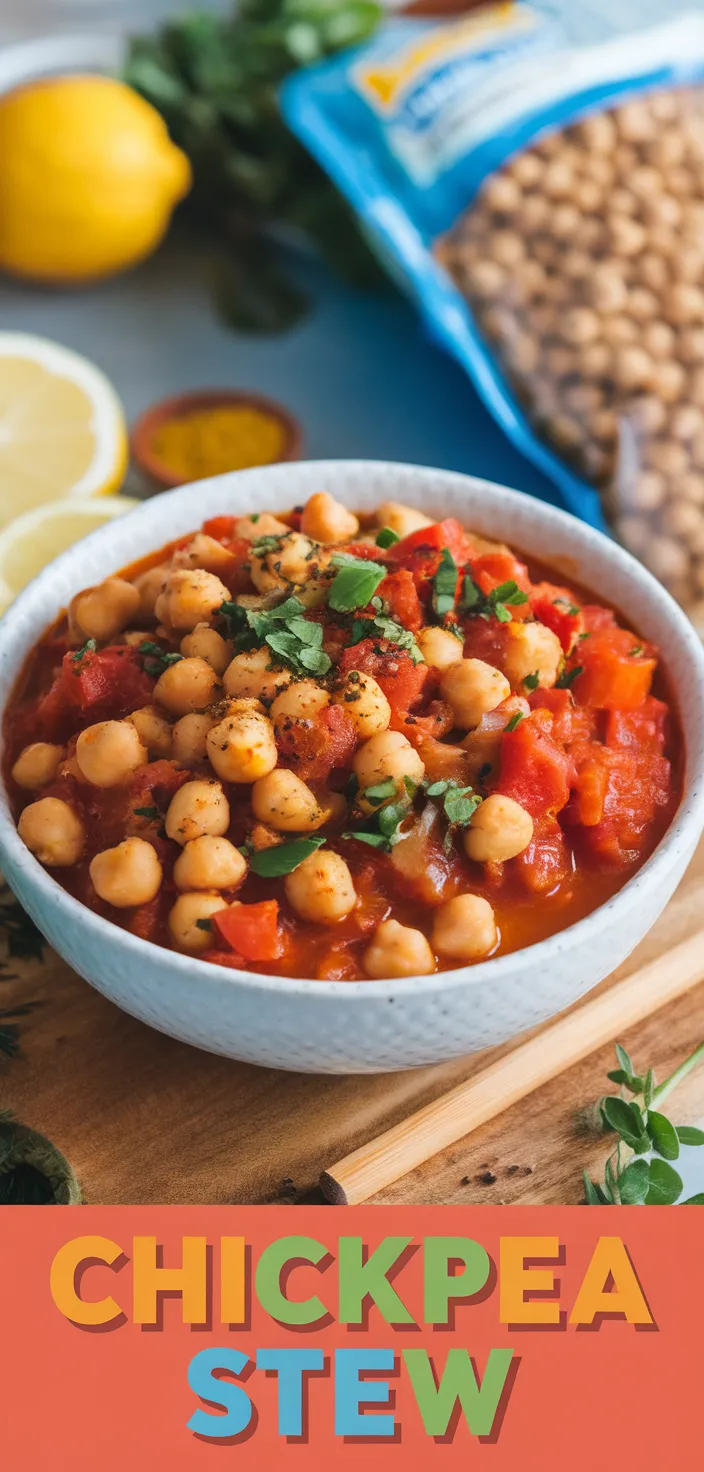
321, 928, 704, 1204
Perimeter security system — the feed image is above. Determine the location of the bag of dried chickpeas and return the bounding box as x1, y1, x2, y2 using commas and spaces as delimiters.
283, 3, 704, 623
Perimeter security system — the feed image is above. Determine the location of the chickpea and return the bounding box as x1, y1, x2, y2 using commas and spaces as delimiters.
609, 215, 646, 256
489, 229, 524, 267
561, 308, 599, 347
416, 626, 464, 670
90, 837, 162, 908
613, 347, 653, 393
270, 680, 330, 729
284, 849, 357, 925
642, 321, 676, 360
300, 491, 359, 544
580, 343, 613, 379
172, 712, 214, 766
629, 165, 664, 200
509, 151, 542, 187
155, 568, 231, 632
639, 252, 669, 293
332, 671, 391, 741
520, 194, 549, 232
623, 471, 666, 513
376, 502, 433, 539
127, 706, 172, 759
363, 919, 435, 979
206, 710, 278, 784
75, 720, 147, 788
249, 531, 318, 594
353, 730, 425, 795
464, 793, 534, 864
223, 647, 292, 702
646, 536, 691, 588
132, 564, 168, 619
18, 796, 84, 866
663, 501, 704, 551
251, 769, 324, 833
588, 265, 627, 315
678, 471, 704, 505
503, 622, 562, 690
168, 892, 228, 954
165, 779, 230, 845
70, 577, 140, 643
467, 259, 506, 299
172, 532, 235, 576
235, 513, 289, 542
628, 288, 658, 322
11, 742, 65, 791
440, 659, 510, 730
650, 361, 686, 403
481, 173, 522, 214
618, 100, 656, 143
559, 249, 593, 282
432, 894, 498, 962
122, 630, 152, 648
670, 403, 704, 442
663, 283, 704, 326
678, 326, 704, 364
675, 246, 704, 284
180, 624, 231, 676
173, 835, 247, 893
153, 656, 221, 717
577, 112, 616, 152
548, 415, 582, 451
602, 316, 637, 348
617, 515, 651, 559
629, 395, 667, 435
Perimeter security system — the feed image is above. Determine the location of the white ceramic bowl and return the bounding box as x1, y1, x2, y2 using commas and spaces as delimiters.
1, 461, 703, 1074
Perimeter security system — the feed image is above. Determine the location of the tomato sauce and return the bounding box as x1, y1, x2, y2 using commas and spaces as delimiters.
2, 508, 682, 981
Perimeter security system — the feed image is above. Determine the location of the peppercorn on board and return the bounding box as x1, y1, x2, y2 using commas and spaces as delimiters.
3, 496, 680, 982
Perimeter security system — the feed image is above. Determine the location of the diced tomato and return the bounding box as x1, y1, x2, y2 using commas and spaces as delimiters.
214, 899, 283, 962
390, 804, 464, 906
339, 640, 430, 729
129, 759, 192, 809
581, 604, 618, 635
36, 646, 155, 740
566, 752, 611, 827
530, 583, 583, 653
316, 944, 361, 980
471, 550, 532, 607
275, 704, 356, 783
202, 515, 236, 541
571, 627, 656, 711
461, 697, 529, 785
605, 697, 669, 753
497, 710, 576, 817
225, 536, 253, 567
202, 949, 247, 971
376, 569, 423, 631
344, 541, 388, 562
387, 518, 475, 568
528, 688, 596, 748
461, 617, 510, 667
513, 817, 572, 894
573, 749, 672, 864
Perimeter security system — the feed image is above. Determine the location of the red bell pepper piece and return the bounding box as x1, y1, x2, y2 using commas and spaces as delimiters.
571, 628, 656, 711
214, 900, 283, 962
202, 515, 237, 541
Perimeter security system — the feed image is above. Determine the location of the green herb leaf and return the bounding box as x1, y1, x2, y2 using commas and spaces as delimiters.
504, 712, 524, 733
431, 547, 458, 621
362, 778, 397, 806
676, 1126, 704, 1146
376, 527, 400, 548
71, 638, 98, 662
342, 831, 389, 849
643, 1068, 654, 1109
555, 665, 583, 689
645, 1158, 683, 1205
553, 597, 580, 616
583, 1172, 608, 1205
249, 835, 326, 878
133, 806, 160, 820
459, 575, 481, 613
601, 1095, 648, 1150
630, 645, 644, 657
139, 641, 184, 678
681, 1193, 704, 1203
617, 1158, 650, 1204
606, 1069, 633, 1087
328, 555, 386, 613
195, 918, 213, 932
646, 1111, 680, 1160
522, 671, 540, 691
616, 1043, 634, 1075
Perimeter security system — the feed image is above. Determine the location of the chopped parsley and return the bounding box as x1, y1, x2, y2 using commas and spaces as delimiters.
376, 527, 400, 549
458, 575, 528, 624
139, 641, 184, 678
431, 547, 458, 621
361, 778, 397, 806
343, 780, 416, 852
219, 596, 331, 678
328, 553, 387, 613
555, 664, 584, 689
251, 534, 285, 557
504, 711, 525, 732
424, 779, 483, 853
249, 835, 326, 878
133, 806, 160, 820
630, 645, 644, 657
349, 597, 424, 665
195, 918, 213, 932
71, 638, 97, 663
553, 597, 580, 616
522, 671, 540, 691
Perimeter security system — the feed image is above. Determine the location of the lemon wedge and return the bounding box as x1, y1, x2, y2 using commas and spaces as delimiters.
0, 332, 128, 521
0, 496, 138, 614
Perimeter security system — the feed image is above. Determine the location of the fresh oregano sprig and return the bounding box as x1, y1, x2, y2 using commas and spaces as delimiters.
584, 1042, 704, 1205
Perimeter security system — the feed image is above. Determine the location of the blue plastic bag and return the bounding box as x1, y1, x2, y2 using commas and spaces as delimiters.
282, 5, 704, 551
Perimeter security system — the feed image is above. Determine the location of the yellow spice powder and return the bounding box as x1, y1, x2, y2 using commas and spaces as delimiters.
151, 404, 287, 480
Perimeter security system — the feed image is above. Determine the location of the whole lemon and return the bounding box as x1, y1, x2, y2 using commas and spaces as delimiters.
0, 74, 192, 283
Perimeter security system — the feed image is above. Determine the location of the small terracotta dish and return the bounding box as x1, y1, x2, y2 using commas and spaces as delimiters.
130, 388, 303, 489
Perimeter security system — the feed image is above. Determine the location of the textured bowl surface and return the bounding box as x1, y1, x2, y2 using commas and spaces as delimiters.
0, 460, 703, 1074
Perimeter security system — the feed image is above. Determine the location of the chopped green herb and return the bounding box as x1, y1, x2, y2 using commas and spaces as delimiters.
133, 806, 160, 820
522, 671, 540, 691
139, 641, 184, 678
459, 574, 481, 613
195, 918, 213, 932
362, 778, 397, 806
458, 575, 528, 624
220, 595, 331, 678
630, 645, 644, 657
342, 831, 389, 850
553, 597, 580, 616
71, 638, 97, 662
579, 631, 591, 641
251, 534, 285, 557
249, 835, 326, 878
431, 547, 458, 621
504, 711, 525, 732
328, 554, 387, 613
555, 664, 584, 689
376, 527, 400, 548
423, 778, 482, 851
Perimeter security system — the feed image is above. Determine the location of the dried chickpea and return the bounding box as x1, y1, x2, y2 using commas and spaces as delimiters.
90, 838, 162, 908
76, 720, 147, 788
623, 471, 666, 513
670, 403, 704, 441
588, 265, 628, 314
11, 742, 64, 791
18, 797, 84, 867
489, 229, 524, 268
577, 112, 616, 152
642, 321, 676, 360
173, 835, 247, 893
180, 624, 230, 675
363, 920, 435, 979
609, 215, 646, 256
165, 779, 230, 845
481, 173, 522, 214
332, 671, 391, 741
300, 492, 359, 544
650, 361, 686, 402
613, 347, 653, 393
153, 656, 221, 716
432, 894, 498, 962
646, 536, 691, 588
70, 577, 140, 643
284, 850, 357, 925
168, 892, 228, 954
646, 440, 689, 477
663, 502, 704, 552
678, 326, 704, 364
466, 259, 506, 298
678, 472, 704, 504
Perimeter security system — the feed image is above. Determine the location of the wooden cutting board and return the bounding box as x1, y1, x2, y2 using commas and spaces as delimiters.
2, 842, 704, 1207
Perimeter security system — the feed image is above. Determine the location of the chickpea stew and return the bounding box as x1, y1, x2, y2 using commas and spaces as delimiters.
3, 493, 681, 981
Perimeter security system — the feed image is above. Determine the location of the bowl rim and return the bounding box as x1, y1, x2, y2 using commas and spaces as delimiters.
0, 457, 703, 1003
130, 388, 304, 488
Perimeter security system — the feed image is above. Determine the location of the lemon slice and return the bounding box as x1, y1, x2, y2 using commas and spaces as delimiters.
0, 332, 127, 522
0, 495, 138, 613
